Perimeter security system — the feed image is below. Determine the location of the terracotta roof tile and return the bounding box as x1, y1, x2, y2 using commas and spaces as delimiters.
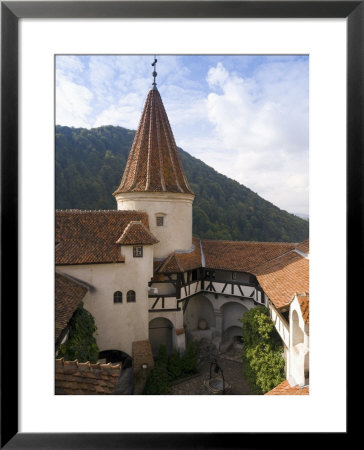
55, 273, 88, 344
116, 221, 158, 245
297, 294, 309, 324
296, 239, 309, 254
157, 237, 202, 273
113, 88, 194, 195
265, 380, 309, 395
254, 251, 309, 309
56, 210, 150, 265
55, 358, 121, 395
202, 240, 295, 273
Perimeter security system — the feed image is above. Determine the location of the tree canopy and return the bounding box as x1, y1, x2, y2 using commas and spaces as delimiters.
56, 125, 309, 242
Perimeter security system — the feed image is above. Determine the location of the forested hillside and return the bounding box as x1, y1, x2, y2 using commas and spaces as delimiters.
55, 125, 309, 242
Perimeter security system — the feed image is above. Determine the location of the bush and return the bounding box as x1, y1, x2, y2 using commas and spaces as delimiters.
142, 366, 170, 395
57, 302, 99, 363
181, 341, 198, 375
241, 306, 285, 394
168, 350, 183, 380
143, 342, 199, 394
155, 344, 168, 368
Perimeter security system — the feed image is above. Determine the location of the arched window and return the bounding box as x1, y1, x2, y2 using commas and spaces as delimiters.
113, 291, 122, 303
127, 290, 136, 303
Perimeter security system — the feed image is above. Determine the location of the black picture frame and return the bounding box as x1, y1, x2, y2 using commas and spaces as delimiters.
1, 1, 357, 447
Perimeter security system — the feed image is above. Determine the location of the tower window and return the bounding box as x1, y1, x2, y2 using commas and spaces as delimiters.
127, 290, 136, 303
156, 216, 164, 226
133, 246, 143, 257
113, 291, 122, 303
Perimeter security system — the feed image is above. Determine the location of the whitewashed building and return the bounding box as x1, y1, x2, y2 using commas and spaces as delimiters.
55, 81, 309, 392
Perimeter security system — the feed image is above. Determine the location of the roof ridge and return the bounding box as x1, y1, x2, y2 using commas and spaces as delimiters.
201, 238, 297, 245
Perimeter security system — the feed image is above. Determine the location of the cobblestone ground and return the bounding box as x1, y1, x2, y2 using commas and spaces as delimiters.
169, 343, 253, 395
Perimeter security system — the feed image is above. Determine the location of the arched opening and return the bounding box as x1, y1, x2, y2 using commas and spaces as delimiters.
220, 302, 247, 352
184, 294, 216, 332
98, 349, 132, 368
221, 302, 247, 332
127, 290, 136, 303
149, 317, 174, 357
290, 310, 305, 386
292, 310, 304, 346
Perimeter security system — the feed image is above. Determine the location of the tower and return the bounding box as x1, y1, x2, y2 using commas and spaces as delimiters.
113, 61, 195, 258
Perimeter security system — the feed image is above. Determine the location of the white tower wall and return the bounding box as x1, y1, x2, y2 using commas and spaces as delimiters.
115, 191, 194, 258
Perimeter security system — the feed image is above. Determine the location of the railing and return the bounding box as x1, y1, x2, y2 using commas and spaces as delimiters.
269, 303, 289, 347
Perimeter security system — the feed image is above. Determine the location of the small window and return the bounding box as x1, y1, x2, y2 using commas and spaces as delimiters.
113, 291, 122, 303
232, 272, 237, 280
133, 246, 143, 257
127, 290, 136, 303
156, 216, 164, 227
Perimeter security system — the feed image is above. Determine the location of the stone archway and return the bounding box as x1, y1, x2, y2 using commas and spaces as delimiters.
219, 302, 247, 352
184, 294, 216, 341
149, 317, 174, 356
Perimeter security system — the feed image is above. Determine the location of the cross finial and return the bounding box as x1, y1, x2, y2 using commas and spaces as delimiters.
151, 56, 157, 88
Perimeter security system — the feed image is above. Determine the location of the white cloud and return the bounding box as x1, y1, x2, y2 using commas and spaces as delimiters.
56, 72, 93, 128
201, 62, 309, 214
55, 56, 309, 214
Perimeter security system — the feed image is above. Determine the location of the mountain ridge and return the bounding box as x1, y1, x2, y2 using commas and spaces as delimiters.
55, 125, 309, 243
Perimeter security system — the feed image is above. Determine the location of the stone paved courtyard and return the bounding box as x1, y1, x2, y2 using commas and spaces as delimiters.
169, 340, 253, 395
169, 357, 253, 395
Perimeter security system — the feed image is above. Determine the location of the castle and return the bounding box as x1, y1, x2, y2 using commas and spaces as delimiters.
55, 74, 309, 394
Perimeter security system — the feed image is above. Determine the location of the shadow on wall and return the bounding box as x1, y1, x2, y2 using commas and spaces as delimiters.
184, 295, 216, 331
149, 317, 174, 356
98, 349, 132, 368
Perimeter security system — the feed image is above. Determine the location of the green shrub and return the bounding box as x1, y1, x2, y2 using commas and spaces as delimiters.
155, 344, 168, 368
57, 302, 99, 363
168, 350, 183, 380
181, 341, 198, 375
241, 306, 285, 394
142, 366, 170, 395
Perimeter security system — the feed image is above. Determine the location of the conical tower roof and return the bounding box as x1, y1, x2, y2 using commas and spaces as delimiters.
113, 87, 194, 196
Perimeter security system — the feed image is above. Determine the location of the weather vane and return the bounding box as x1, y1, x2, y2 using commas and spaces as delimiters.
151, 56, 157, 88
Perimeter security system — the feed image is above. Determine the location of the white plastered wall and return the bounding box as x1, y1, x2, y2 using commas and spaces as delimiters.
115, 191, 194, 258
56, 245, 154, 356
288, 295, 309, 386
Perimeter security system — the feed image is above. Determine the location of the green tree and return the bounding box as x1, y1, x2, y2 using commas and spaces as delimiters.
58, 303, 99, 363
142, 366, 170, 395
55, 125, 309, 243
181, 341, 198, 375
168, 350, 183, 380
241, 306, 285, 394
155, 344, 168, 368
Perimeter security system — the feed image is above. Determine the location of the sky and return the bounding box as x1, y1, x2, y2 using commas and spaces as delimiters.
56, 55, 309, 216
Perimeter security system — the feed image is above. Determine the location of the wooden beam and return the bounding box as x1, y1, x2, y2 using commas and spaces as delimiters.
151, 297, 160, 309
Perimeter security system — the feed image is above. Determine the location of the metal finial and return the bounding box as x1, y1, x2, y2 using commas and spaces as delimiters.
151, 56, 157, 88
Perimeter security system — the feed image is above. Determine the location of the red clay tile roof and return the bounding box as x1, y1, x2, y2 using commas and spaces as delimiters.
265, 380, 309, 395
55, 358, 121, 395
116, 221, 158, 245
55, 272, 88, 344
202, 240, 295, 273
56, 210, 150, 265
296, 239, 309, 254
156, 237, 202, 273
113, 88, 194, 195
254, 250, 309, 309
297, 293, 309, 324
